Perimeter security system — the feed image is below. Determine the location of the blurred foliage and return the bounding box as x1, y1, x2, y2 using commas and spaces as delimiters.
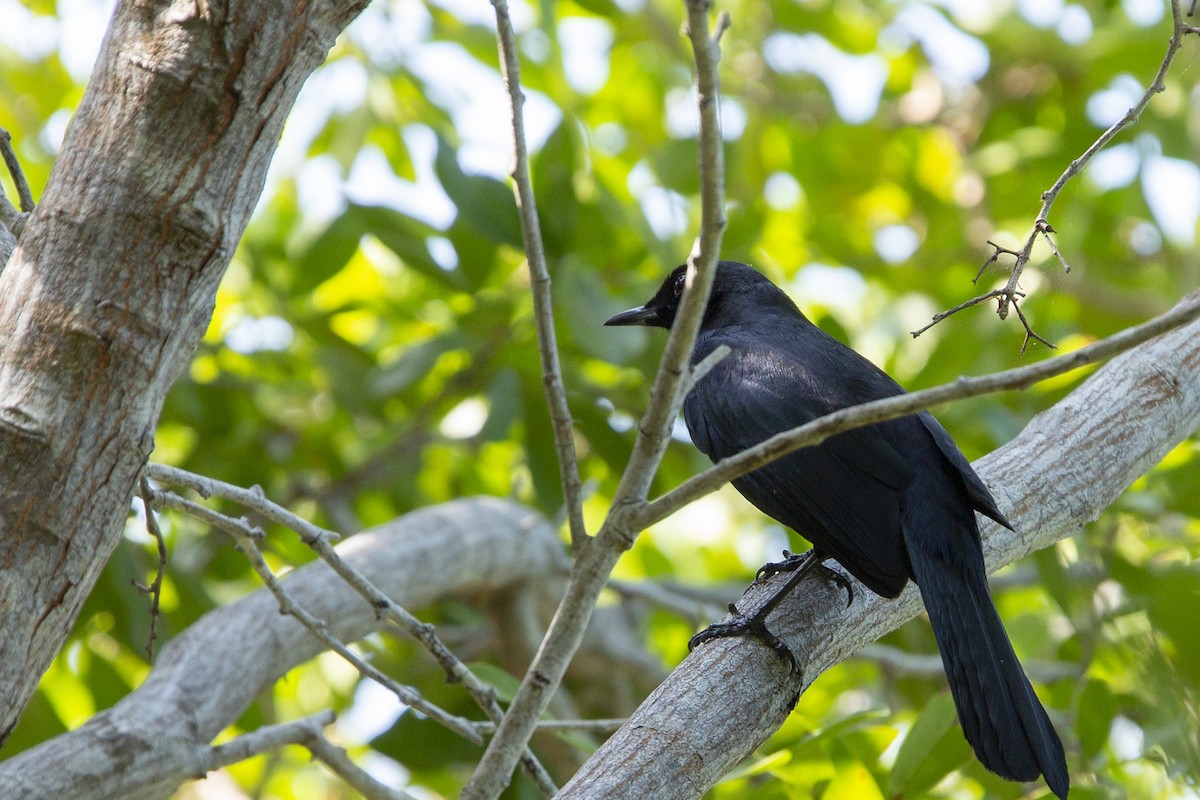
3, 0, 1200, 797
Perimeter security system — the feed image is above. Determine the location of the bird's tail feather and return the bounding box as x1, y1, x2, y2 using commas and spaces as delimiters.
911, 547, 1069, 799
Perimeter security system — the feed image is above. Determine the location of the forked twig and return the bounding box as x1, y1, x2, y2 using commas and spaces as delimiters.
460, 2, 732, 796
917, 0, 1195, 346
146, 463, 558, 796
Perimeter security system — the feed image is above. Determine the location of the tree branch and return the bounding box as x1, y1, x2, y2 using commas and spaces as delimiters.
0, 0, 372, 742
149, 485, 484, 743
490, 0, 587, 551
914, 0, 1195, 341
559, 299, 1200, 798
0, 128, 35, 215
207, 711, 336, 771
0, 498, 565, 800
206, 711, 419, 800
461, 4, 731, 796
134, 479, 169, 662
146, 463, 559, 795
640, 290, 1200, 530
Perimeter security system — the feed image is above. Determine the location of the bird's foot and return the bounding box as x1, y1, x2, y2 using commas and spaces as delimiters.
688, 603, 799, 674
755, 550, 854, 608
755, 550, 805, 581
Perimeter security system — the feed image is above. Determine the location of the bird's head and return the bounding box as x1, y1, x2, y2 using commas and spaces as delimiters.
604, 260, 797, 330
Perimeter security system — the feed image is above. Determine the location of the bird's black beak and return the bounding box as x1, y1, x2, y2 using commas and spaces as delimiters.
604, 304, 660, 327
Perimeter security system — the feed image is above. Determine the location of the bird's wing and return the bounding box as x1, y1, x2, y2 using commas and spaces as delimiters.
684, 344, 914, 596
918, 412, 1013, 530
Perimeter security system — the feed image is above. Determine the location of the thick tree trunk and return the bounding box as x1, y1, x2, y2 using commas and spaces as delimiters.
558, 293, 1200, 799
0, 0, 367, 742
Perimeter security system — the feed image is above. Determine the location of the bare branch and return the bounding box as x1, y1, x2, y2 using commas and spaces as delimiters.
1037, 220, 1071, 275
472, 718, 628, 735
134, 479, 169, 662
304, 733, 418, 800
1012, 296, 1056, 355
0, 127, 35, 215
147, 464, 337, 544
207, 711, 336, 771
152, 489, 264, 540
640, 291, 1200, 530
461, 3, 732, 796
489, 0, 587, 551
610, 0, 729, 508
910, 288, 1008, 337
147, 486, 483, 745
146, 464, 559, 796
206, 711, 417, 800
920, 0, 1194, 341
0, 498, 563, 800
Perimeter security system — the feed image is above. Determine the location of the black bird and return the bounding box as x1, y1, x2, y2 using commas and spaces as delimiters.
605, 261, 1068, 799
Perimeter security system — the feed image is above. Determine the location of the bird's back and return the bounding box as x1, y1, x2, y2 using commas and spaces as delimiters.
683, 313, 922, 596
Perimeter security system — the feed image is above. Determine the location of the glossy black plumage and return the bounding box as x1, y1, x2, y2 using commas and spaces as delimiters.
606, 261, 1068, 799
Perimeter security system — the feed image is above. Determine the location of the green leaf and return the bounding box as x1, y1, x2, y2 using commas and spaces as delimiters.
520, 368, 564, 513
294, 212, 361, 295
349, 204, 468, 290
371, 710, 480, 771
533, 120, 582, 255
887, 692, 969, 797
466, 662, 522, 704
434, 135, 523, 248
370, 332, 469, 397
1076, 678, 1117, 759
556, 257, 648, 363
480, 367, 523, 441
1145, 564, 1200, 687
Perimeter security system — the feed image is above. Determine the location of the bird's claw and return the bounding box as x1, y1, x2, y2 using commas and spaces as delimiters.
755, 550, 854, 608
818, 564, 855, 608
688, 603, 800, 674
755, 550, 802, 581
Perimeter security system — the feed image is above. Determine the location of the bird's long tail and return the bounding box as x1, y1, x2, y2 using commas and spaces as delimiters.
908, 535, 1069, 799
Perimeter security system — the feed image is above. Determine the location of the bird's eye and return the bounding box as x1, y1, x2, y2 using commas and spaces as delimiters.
672, 273, 687, 297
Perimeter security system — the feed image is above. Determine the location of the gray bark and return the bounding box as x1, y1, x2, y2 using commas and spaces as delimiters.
558, 292, 1200, 799
0, 497, 566, 800
0, 0, 368, 741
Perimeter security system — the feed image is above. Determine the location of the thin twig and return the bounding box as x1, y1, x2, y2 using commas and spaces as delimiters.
490, 0, 587, 552
1037, 220, 1071, 275
153, 489, 265, 539
208, 711, 337, 771
147, 464, 337, 544
680, 344, 730, 398
134, 479, 169, 663
1012, 297, 1056, 355
471, 718, 628, 735
608, 578, 725, 625
461, 4, 732, 797
305, 733, 417, 800
910, 288, 1008, 338
0, 127, 35, 213
146, 486, 483, 745
637, 291, 1200, 529
610, 0, 729, 509
146, 463, 559, 797
859, 644, 1077, 683
919, 0, 1194, 342
207, 711, 418, 800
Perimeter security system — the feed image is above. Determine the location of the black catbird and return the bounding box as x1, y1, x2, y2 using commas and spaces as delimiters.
605, 260, 1068, 799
